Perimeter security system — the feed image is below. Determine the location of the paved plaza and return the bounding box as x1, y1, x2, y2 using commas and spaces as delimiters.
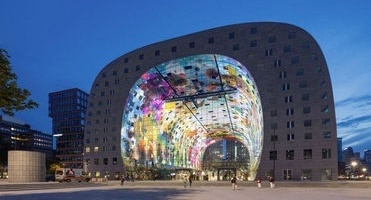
1, 181, 371, 200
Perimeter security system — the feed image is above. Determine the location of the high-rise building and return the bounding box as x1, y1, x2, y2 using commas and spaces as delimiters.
84, 22, 338, 181
48, 88, 88, 168
0, 115, 53, 166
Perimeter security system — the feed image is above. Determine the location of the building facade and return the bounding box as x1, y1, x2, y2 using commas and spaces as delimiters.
48, 88, 89, 169
84, 22, 338, 181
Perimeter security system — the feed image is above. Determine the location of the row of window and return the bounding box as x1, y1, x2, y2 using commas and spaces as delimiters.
276, 168, 332, 180
269, 148, 332, 160
271, 131, 332, 142
85, 145, 117, 153
86, 157, 118, 166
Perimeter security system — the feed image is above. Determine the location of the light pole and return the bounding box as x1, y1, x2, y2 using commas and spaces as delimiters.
10, 127, 16, 150
350, 161, 358, 179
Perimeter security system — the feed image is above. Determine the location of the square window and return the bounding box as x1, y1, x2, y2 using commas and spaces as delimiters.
303, 107, 311, 114
323, 132, 331, 139
304, 149, 312, 160
269, 151, 277, 160
233, 44, 239, 51
229, 32, 235, 39
304, 120, 312, 127
139, 54, 144, 60
286, 150, 294, 160
171, 46, 177, 52
250, 40, 257, 47
155, 50, 160, 56
189, 42, 195, 48
304, 133, 312, 140
250, 27, 257, 34
322, 148, 331, 159
208, 37, 214, 44
268, 35, 276, 43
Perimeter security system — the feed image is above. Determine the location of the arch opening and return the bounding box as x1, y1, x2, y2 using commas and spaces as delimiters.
121, 54, 263, 180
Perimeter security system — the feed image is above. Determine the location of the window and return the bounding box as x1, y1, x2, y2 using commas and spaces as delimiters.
287, 121, 294, 128
286, 108, 294, 116
286, 150, 294, 160
282, 83, 290, 91
171, 46, 177, 52
296, 69, 304, 76
304, 132, 312, 140
155, 50, 160, 56
233, 44, 239, 51
302, 94, 309, 101
85, 147, 90, 153
265, 49, 273, 56
274, 59, 281, 67
285, 96, 293, 103
301, 169, 312, 180
94, 158, 99, 165
112, 71, 117, 76
124, 58, 128, 63
228, 32, 235, 39
139, 54, 144, 60
303, 107, 311, 114
287, 133, 295, 141
304, 149, 312, 160
299, 81, 307, 88
208, 37, 214, 44
321, 105, 329, 113
136, 65, 140, 71
269, 151, 277, 160
284, 45, 291, 52
321, 169, 332, 180
271, 135, 278, 142
269, 35, 276, 43
250, 40, 257, 47
124, 68, 128, 73
113, 157, 117, 165
322, 118, 330, 126
322, 92, 328, 100
291, 56, 299, 64
304, 120, 312, 127
112, 145, 116, 151
283, 169, 292, 180
323, 132, 331, 139
103, 158, 108, 165
280, 71, 287, 79
322, 148, 331, 159
288, 31, 296, 39
189, 42, 195, 48
250, 27, 257, 34
94, 146, 99, 152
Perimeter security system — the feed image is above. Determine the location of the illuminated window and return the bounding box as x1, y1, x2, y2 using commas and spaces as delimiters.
85, 147, 90, 153
94, 146, 99, 152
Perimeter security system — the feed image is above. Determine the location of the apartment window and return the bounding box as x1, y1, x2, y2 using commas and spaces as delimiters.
208, 37, 214, 44
321, 105, 329, 113
86, 138, 90, 144
103, 158, 108, 165
299, 81, 307, 88
124, 68, 129, 73
228, 32, 235, 39
85, 147, 90, 153
304, 132, 312, 140
113, 157, 117, 165
282, 83, 290, 91
304, 149, 312, 160
104, 81, 109, 87
86, 158, 90, 165
171, 46, 177, 52
269, 151, 277, 160
189, 42, 195, 48
124, 58, 128, 63
302, 94, 310, 101
283, 169, 293, 180
94, 138, 99, 143
102, 72, 106, 78
323, 132, 331, 139
94, 158, 99, 165
286, 108, 294, 116
303, 107, 311, 114
136, 65, 140, 71
287, 121, 294, 128
286, 150, 294, 160
296, 69, 304, 76
284, 45, 291, 52
280, 71, 287, 79
274, 59, 281, 68
301, 169, 312, 180
112, 71, 117, 76
320, 80, 326, 87
155, 50, 160, 56
265, 49, 273, 56
268, 35, 276, 43
103, 136, 108, 143
271, 135, 278, 142
285, 96, 293, 103
322, 92, 328, 100
250, 27, 257, 34
288, 31, 296, 39
233, 44, 239, 51
250, 40, 257, 47
287, 133, 295, 141
322, 148, 331, 159
139, 54, 144, 60
291, 56, 299, 64
322, 118, 330, 126
94, 146, 99, 152
112, 145, 116, 151
304, 120, 312, 127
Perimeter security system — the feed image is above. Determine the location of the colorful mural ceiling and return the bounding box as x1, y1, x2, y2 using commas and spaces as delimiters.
121, 54, 263, 176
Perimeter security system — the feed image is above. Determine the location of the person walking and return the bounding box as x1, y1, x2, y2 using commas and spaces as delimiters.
231, 176, 237, 190
269, 176, 275, 188
188, 174, 193, 187
183, 175, 188, 188
257, 176, 262, 188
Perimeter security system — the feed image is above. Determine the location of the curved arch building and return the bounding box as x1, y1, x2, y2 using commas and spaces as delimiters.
84, 22, 338, 181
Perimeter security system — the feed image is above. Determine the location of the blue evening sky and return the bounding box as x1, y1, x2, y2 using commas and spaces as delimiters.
1, 0, 370, 153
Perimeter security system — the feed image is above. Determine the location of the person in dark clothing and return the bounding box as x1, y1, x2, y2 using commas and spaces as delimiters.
188, 174, 193, 187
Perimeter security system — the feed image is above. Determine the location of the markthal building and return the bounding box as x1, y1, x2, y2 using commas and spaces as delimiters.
84, 22, 338, 181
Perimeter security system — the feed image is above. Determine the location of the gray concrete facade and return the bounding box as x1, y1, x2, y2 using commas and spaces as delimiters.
84, 22, 337, 181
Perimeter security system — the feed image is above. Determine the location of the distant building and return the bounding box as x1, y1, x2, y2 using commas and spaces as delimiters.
0, 115, 53, 164
84, 22, 338, 181
48, 88, 89, 168
364, 150, 371, 163
337, 138, 343, 162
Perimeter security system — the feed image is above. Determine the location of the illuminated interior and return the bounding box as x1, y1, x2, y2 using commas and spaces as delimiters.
121, 54, 263, 179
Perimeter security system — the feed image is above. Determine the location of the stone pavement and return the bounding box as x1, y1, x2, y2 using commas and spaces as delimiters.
1, 180, 371, 200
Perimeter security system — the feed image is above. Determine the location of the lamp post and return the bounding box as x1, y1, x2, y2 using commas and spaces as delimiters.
350, 161, 358, 179
10, 127, 16, 150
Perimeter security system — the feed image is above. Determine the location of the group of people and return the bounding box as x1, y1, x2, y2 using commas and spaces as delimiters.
256, 176, 275, 188
183, 175, 193, 188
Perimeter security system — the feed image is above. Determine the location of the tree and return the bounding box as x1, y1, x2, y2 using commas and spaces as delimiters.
0, 49, 38, 116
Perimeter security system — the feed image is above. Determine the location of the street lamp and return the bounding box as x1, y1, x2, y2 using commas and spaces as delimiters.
350, 161, 358, 179
10, 127, 16, 150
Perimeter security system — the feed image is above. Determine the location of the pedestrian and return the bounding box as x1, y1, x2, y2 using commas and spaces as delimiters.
183, 175, 188, 188
120, 175, 125, 186
188, 174, 193, 187
257, 176, 262, 188
231, 176, 237, 190
269, 176, 275, 188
